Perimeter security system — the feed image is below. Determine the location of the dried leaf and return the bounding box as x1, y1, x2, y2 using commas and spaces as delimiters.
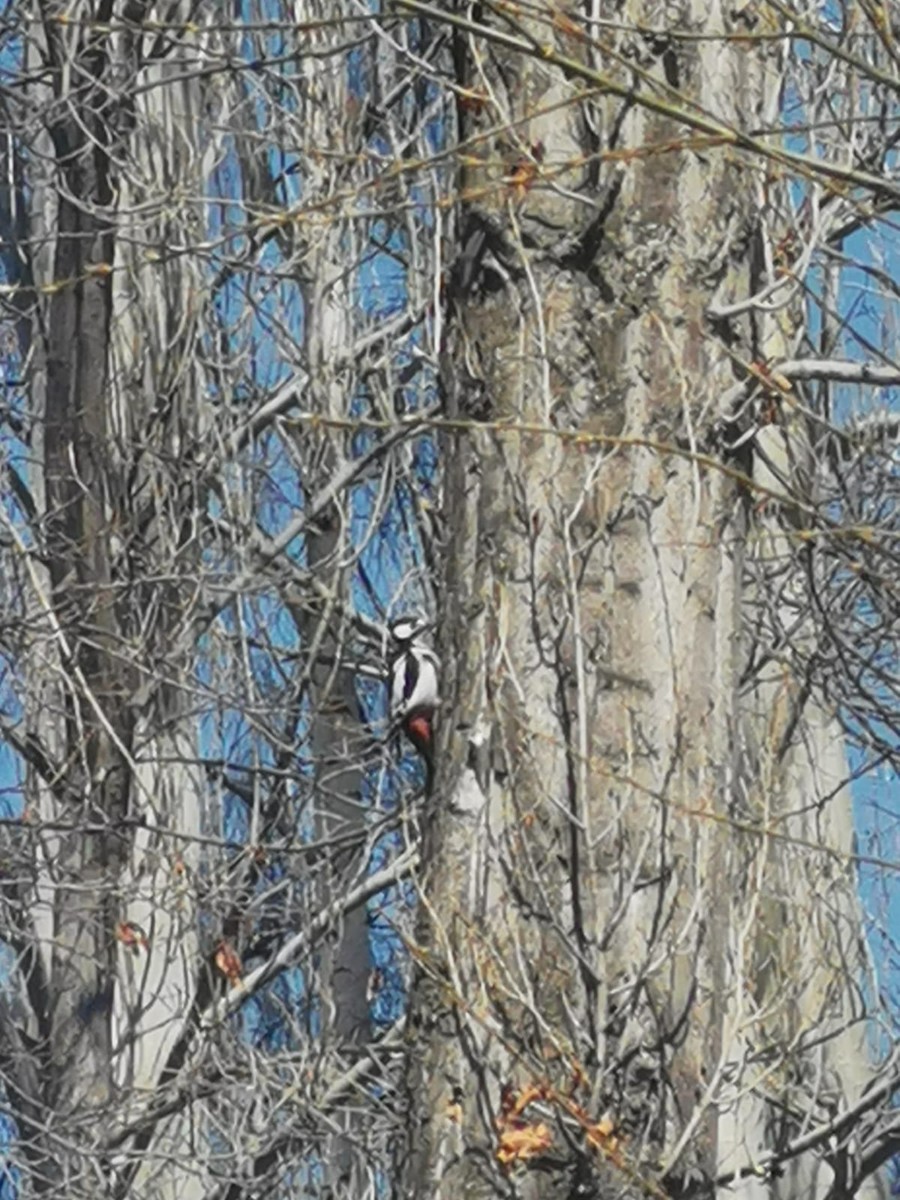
497, 1122, 553, 1165
215, 940, 243, 985
585, 1114, 623, 1164
499, 1082, 546, 1122
506, 159, 539, 196
116, 921, 148, 954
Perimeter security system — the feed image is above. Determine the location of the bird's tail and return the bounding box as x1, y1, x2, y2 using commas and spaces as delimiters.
422, 742, 435, 796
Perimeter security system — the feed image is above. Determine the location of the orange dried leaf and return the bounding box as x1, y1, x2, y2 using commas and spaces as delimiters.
507, 160, 538, 196
585, 1115, 624, 1164
499, 1082, 546, 1122
497, 1122, 553, 1165
516, 1083, 545, 1114
116, 921, 148, 953
215, 940, 243, 985
585, 1114, 615, 1145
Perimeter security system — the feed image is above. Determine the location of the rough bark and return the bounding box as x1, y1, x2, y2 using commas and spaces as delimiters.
3, 1, 413, 1192
402, 4, 886, 1198
4, 6, 221, 1195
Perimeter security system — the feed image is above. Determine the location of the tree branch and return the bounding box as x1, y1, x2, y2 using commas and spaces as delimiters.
102, 846, 419, 1158
707, 1052, 900, 1195
393, 0, 900, 204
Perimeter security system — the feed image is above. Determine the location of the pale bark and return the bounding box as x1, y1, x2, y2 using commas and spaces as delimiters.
402, 3, 890, 1198
5, 6, 228, 1196
3, 1, 411, 1194
0, 1, 894, 1197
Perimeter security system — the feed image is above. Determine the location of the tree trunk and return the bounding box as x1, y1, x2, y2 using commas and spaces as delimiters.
8, 6, 222, 1195
402, 5, 885, 1197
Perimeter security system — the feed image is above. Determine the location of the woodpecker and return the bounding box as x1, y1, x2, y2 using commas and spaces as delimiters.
389, 616, 440, 793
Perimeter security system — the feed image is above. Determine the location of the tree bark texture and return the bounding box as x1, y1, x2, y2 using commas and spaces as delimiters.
10, 6, 219, 1195
402, 4, 883, 1198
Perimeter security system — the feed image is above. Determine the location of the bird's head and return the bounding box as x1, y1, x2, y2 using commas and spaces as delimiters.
390, 615, 432, 644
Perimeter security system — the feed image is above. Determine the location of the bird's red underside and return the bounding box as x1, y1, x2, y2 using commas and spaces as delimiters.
406, 714, 432, 744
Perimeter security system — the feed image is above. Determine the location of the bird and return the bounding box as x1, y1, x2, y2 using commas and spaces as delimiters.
389, 616, 441, 793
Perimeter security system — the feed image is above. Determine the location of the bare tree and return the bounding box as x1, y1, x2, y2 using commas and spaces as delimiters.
0, 3, 432, 1197
393, 3, 900, 1199
0, 2, 897, 1199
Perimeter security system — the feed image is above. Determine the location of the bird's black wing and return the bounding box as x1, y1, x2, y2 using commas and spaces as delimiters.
403, 652, 421, 704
